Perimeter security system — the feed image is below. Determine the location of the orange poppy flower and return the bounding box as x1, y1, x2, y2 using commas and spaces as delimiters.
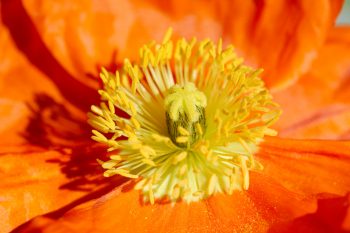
1, 0, 350, 233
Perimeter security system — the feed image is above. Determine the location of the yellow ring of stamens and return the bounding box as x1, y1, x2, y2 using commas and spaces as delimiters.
88, 28, 281, 203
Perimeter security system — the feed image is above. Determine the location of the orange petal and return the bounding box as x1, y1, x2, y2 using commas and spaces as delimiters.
0, 143, 127, 233
13, 176, 318, 233
273, 26, 350, 139
0, 19, 66, 145
269, 193, 350, 233
0, 146, 85, 233
1, 1, 99, 111
0, 16, 97, 145
19, 0, 222, 82
12, 137, 350, 233
258, 137, 350, 196
19, 0, 343, 89
233, 0, 344, 89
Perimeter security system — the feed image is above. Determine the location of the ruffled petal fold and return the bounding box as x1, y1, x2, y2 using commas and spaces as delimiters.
1, 1, 99, 111
220, 0, 344, 89
16, 0, 343, 89
274, 26, 350, 139
258, 137, 350, 196
0, 147, 85, 233
0, 20, 65, 145
12, 177, 316, 233
12, 137, 350, 233
1, 1, 349, 233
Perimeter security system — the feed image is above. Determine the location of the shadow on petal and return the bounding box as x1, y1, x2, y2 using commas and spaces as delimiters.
21, 93, 128, 192
22, 94, 91, 148
11, 180, 127, 233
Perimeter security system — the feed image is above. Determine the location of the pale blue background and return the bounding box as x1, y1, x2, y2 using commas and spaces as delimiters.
337, 0, 350, 25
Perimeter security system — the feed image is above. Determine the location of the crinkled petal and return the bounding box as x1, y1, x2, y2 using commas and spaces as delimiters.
0, 20, 65, 145
17, 0, 220, 85
269, 193, 350, 233
258, 137, 350, 196
0, 144, 127, 233
0, 147, 85, 233
274, 26, 350, 139
233, 0, 343, 89
1, 1, 98, 111
18, 0, 343, 89
11, 138, 350, 233
12, 176, 317, 233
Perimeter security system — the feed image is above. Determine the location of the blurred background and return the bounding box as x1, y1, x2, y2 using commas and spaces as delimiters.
337, 0, 350, 24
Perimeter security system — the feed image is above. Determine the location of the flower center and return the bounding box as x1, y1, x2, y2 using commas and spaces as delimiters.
164, 82, 206, 148
88, 28, 281, 204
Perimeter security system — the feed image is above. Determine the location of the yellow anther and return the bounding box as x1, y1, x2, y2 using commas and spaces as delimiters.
195, 123, 203, 136
173, 151, 188, 164
102, 160, 118, 169
91, 129, 108, 142
178, 126, 190, 136
134, 179, 147, 190
88, 118, 109, 133
240, 157, 249, 190
110, 155, 122, 161
91, 105, 103, 116
151, 134, 169, 142
176, 136, 188, 143
131, 77, 138, 94
104, 169, 138, 179
140, 146, 156, 158
179, 164, 187, 176
217, 38, 222, 54
264, 128, 278, 136
119, 91, 129, 108
102, 110, 115, 129
107, 140, 119, 148
115, 71, 121, 87
108, 101, 115, 114
120, 172, 139, 179
100, 67, 109, 83
98, 90, 112, 102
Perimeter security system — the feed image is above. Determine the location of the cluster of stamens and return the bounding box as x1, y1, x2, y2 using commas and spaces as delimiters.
88, 28, 280, 203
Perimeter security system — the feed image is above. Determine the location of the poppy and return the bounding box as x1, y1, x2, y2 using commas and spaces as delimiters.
0, 0, 349, 232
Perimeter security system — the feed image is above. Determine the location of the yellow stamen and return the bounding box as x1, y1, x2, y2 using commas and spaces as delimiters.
176, 136, 188, 143
178, 126, 190, 136
88, 28, 281, 204
173, 151, 188, 164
